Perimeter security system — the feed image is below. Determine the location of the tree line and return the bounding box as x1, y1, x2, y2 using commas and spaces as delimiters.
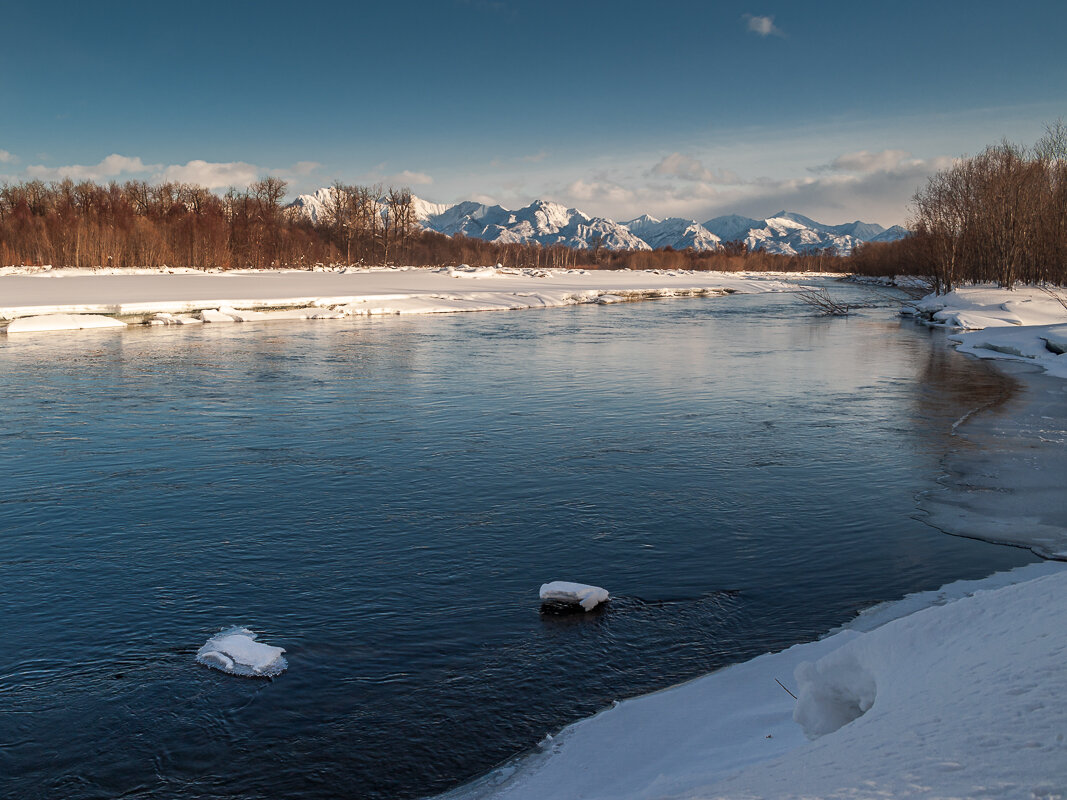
843, 122, 1067, 291
0, 177, 851, 273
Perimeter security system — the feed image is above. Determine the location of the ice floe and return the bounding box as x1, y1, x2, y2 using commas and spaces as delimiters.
196, 627, 287, 678
539, 581, 609, 612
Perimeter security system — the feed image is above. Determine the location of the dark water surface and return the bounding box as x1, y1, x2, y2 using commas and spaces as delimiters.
0, 288, 1034, 799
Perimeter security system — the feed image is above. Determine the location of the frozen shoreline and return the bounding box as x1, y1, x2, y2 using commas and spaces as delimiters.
0, 266, 800, 330
434, 285, 1067, 800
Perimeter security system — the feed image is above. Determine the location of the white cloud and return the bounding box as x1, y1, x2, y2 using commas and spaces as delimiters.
651, 153, 740, 184
26, 154, 158, 181
158, 160, 261, 189
391, 169, 434, 186
357, 164, 434, 187
812, 149, 916, 174
743, 14, 784, 37
0, 149, 15, 164
565, 178, 640, 208
468, 193, 500, 206
547, 147, 956, 226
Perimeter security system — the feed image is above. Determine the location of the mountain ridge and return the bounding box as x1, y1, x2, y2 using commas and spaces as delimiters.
287, 190, 908, 255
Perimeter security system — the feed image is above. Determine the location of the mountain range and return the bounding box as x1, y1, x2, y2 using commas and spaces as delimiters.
287, 190, 908, 256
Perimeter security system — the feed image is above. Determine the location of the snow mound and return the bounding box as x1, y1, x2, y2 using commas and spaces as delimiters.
539, 581, 609, 611
5, 313, 126, 333
793, 650, 876, 738
196, 627, 287, 677
444, 265, 501, 278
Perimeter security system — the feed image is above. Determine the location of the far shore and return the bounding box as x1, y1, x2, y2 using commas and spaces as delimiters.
0, 265, 804, 329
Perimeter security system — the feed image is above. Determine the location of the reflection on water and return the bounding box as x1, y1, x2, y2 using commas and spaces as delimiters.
913, 331, 1020, 431
0, 288, 1035, 800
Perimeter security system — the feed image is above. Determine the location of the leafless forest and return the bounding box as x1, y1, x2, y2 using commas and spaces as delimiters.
848, 123, 1067, 290
0, 178, 841, 273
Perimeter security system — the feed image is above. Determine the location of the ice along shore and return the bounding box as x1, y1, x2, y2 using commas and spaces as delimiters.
0, 265, 799, 331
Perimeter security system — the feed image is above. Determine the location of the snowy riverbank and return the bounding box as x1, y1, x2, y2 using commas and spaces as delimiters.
441, 561, 1067, 800
909, 285, 1067, 379
436, 284, 1067, 800
0, 266, 799, 331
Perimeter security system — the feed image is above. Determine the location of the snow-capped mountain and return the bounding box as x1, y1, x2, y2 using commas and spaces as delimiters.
286, 189, 904, 254
869, 225, 909, 243
703, 211, 898, 256
419, 198, 650, 251
287, 187, 333, 225
623, 215, 722, 252
703, 214, 765, 244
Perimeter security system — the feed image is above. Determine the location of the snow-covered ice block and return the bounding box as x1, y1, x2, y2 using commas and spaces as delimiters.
199, 308, 238, 323
196, 627, 287, 677
218, 305, 266, 322
539, 581, 610, 612
5, 313, 126, 333
148, 312, 202, 326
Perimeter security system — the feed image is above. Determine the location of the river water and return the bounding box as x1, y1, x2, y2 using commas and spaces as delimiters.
0, 286, 1035, 799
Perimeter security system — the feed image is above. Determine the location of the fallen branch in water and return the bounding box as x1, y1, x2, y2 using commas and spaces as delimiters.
795, 287, 853, 316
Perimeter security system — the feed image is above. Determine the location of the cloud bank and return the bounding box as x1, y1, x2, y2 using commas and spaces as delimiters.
551, 148, 952, 225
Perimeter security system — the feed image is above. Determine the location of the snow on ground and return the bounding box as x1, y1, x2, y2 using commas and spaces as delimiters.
0, 266, 799, 332
909, 286, 1067, 379
5, 313, 127, 333
196, 627, 287, 678
441, 562, 1067, 800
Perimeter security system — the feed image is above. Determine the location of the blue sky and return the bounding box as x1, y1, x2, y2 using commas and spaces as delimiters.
2, 0, 1064, 224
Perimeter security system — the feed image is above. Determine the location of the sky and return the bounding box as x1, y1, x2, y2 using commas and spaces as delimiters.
2, 0, 1065, 226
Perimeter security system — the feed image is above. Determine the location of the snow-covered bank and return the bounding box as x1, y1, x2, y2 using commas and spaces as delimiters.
0, 266, 798, 331
909, 286, 1067, 379
441, 561, 1067, 800
435, 283, 1067, 800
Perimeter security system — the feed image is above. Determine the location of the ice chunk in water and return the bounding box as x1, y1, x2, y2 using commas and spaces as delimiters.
539, 581, 610, 611
196, 627, 287, 677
